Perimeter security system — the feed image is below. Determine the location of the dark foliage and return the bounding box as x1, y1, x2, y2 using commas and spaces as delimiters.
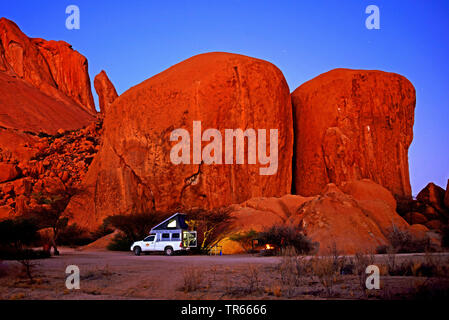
258, 224, 318, 254
104, 211, 172, 251
56, 224, 95, 247
380, 225, 433, 253
107, 233, 133, 251
22, 186, 83, 254
0, 218, 39, 250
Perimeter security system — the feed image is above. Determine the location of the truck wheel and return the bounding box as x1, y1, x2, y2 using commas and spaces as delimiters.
133, 246, 142, 256
164, 246, 174, 256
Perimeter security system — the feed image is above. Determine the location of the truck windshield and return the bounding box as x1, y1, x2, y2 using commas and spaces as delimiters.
144, 236, 155, 242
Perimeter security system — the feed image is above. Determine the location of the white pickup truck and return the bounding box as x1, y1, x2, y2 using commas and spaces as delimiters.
131, 231, 196, 256
130, 213, 197, 256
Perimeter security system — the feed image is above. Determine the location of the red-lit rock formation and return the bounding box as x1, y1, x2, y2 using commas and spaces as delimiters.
291, 69, 415, 199
94, 70, 118, 114
0, 18, 95, 113
0, 72, 94, 135
445, 180, 449, 209
220, 180, 413, 255
67, 52, 293, 230
417, 182, 447, 214
0, 122, 102, 220
33, 38, 96, 113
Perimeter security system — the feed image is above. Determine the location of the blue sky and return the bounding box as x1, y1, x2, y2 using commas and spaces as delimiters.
2, 0, 449, 195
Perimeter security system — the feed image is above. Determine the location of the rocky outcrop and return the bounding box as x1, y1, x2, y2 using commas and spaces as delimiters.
406, 182, 449, 231
32, 38, 96, 113
67, 52, 293, 230
0, 18, 95, 113
0, 163, 20, 183
404, 212, 428, 225
0, 18, 99, 220
94, 70, 118, 114
445, 180, 449, 209
219, 194, 313, 254
0, 122, 102, 220
221, 180, 412, 254
291, 69, 415, 199
417, 182, 447, 214
0, 72, 95, 135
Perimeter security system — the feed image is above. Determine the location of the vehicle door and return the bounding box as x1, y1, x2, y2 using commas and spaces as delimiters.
142, 235, 156, 251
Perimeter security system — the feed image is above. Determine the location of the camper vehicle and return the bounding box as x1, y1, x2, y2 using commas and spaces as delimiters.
130, 213, 197, 256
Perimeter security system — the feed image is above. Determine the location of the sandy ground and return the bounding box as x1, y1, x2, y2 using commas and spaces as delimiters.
1, 249, 448, 300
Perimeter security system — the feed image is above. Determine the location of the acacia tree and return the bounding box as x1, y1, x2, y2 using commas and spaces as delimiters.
24, 186, 82, 255
229, 230, 259, 253
185, 207, 234, 253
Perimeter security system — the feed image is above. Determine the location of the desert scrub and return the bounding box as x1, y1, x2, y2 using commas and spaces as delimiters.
309, 255, 340, 297
352, 251, 375, 296
384, 252, 449, 278
181, 267, 203, 293
81, 265, 115, 281
378, 225, 434, 253
241, 264, 262, 295
276, 247, 312, 297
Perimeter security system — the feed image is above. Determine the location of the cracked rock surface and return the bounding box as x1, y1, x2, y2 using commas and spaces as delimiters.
67, 52, 293, 230
291, 68, 416, 199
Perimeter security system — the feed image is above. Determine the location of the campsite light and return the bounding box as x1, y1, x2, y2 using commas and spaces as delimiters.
265, 244, 274, 250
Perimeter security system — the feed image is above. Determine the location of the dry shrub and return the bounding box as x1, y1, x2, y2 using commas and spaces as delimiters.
223, 272, 233, 296
277, 247, 302, 297
264, 285, 282, 297
241, 264, 262, 294
387, 254, 449, 278
417, 253, 449, 278
328, 243, 347, 275
181, 267, 203, 293
378, 225, 434, 253
353, 251, 375, 295
304, 244, 348, 297
309, 256, 339, 297
81, 265, 115, 281
410, 278, 449, 300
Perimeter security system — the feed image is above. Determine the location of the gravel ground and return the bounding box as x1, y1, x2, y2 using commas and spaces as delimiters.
1, 249, 448, 300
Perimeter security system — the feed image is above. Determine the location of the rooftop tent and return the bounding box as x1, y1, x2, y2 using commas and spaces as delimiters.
151, 213, 189, 231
